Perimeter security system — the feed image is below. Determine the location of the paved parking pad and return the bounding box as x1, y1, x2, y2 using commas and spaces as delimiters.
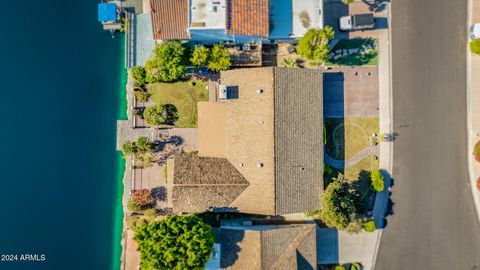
323, 66, 379, 118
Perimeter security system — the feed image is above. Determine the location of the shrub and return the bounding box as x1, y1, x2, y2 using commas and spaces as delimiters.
350, 262, 362, 270
335, 266, 346, 270
208, 44, 231, 72
370, 170, 385, 192
281, 57, 298, 68
134, 90, 150, 103
145, 41, 188, 83
363, 220, 376, 232
471, 39, 480, 55
136, 136, 153, 152
474, 140, 480, 162
126, 215, 140, 229
297, 27, 334, 64
131, 189, 152, 207
319, 173, 356, 229
127, 199, 141, 213
143, 208, 157, 221
342, 0, 354, 4
164, 165, 168, 181
190, 46, 210, 68
134, 215, 215, 270
131, 66, 146, 87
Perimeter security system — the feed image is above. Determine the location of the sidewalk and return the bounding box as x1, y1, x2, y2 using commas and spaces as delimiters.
466, 0, 480, 224
318, 3, 392, 269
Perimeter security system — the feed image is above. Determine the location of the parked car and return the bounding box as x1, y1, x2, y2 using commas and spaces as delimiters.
339, 13, 375, 31
470, 23, 480, 39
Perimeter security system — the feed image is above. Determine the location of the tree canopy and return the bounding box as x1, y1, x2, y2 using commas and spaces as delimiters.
134, 215, 215, 270
208, 44, 231, 72
319, 173, 357, 229
297, 26, 335, 64
190, 46, 210, 68
131, 66, 146, 88
145, 41, 188, 83
144, 103, 178, 126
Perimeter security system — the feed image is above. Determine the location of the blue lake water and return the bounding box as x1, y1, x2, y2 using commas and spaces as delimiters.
0, 1, 125, 269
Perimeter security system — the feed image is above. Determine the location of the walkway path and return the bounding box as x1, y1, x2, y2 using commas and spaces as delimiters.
325, 144, 379, 169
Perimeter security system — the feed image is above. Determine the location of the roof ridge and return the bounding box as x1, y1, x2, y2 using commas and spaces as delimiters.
268, 225, 316, 270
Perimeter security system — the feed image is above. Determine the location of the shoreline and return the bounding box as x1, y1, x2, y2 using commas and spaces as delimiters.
114, 32, 128, 270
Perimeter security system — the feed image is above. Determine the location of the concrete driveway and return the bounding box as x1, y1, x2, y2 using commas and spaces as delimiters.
323, 66, 379, 118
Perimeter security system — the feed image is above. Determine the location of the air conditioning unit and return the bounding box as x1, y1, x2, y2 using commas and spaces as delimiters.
218, 85, 228, 100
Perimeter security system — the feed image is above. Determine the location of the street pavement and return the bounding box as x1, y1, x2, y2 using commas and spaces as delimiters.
375, 0, 480, 269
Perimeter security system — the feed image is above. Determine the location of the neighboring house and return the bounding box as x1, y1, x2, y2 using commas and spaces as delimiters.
206, 224, 317, 270
150, 0, 324, 43
166, 67, 324, 215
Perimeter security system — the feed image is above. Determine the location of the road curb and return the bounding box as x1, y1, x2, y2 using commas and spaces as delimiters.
466, 0, 480, 224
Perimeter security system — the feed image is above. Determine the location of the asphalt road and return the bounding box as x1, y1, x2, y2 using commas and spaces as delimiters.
375, 0, 480, 269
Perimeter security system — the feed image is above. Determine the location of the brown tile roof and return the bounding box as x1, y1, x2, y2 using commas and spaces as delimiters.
168, 67, 324, 216
150, 0, 189, 40
220, 224, 317, 270
166, 156, 249, 212
273, 68, 324, 215
227, 0, 270, 37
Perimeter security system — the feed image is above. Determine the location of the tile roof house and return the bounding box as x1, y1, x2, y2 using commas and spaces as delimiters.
216, 224, 317, 270
166, 67, 324, 215
149, 0, 323, 42
150, 0, 190, 40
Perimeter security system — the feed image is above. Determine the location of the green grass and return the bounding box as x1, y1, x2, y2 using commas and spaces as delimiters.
345, 156, 379, 180
148, 79, 208, 128
325, 117, 379, 160
327, 38, 378, 66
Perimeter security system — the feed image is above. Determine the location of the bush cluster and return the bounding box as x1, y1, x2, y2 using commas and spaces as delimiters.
370, 170, 385, 192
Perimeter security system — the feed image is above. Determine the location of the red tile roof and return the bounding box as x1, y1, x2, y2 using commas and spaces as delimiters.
227, 0, 270, 37
150, 0, 190, 40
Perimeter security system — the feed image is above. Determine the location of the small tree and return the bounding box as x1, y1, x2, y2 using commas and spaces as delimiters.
143, 104, 167, 126
134, 90, 150, 103
136, 136, 153, 152
127, 199, 141, 213
190, 46, 210, 68
471, 39, 480, 55
363, 220, 376, 232
131, 189, 152, 207
134, 215, 215, 270
122, 140, 138, 158
319, 173, 356, 229
131, 66, 146, 88
145, 41, 188, 83
370, 170, 385, 192
297, 26, 335, 64
281, 57, 298, 68
208, 44, 231, 72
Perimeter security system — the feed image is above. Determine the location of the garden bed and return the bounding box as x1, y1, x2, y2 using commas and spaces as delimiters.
326, 38, 378, 66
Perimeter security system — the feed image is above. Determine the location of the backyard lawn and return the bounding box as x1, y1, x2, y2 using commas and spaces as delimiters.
326, 38, 378, 66
325, 117, 379, 160
148, 80, 208, 128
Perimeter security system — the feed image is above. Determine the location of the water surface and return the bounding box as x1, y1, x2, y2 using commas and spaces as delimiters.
0, 1, 125, 269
